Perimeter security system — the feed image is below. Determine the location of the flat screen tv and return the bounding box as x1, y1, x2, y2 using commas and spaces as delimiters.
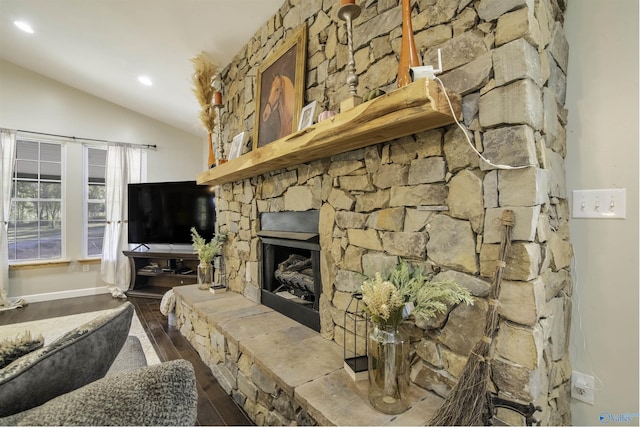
127, 181, 216, 245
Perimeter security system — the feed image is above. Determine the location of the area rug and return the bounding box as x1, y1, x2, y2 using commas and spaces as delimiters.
0, 309, 161, 365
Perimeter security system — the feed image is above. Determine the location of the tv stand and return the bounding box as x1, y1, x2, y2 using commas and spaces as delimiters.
123, 249, 201, 299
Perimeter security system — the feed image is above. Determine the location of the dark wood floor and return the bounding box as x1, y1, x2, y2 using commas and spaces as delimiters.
0, 293, 253, 426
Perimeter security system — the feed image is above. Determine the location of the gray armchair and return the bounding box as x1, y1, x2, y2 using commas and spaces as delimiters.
0, 303, 197, 426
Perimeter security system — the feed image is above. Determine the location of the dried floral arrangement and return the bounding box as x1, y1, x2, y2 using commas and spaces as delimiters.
191, 52, 218, 166
361, 258, 473, 327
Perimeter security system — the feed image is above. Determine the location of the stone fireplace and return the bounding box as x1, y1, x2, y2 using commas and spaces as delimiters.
207, 0, 573, 425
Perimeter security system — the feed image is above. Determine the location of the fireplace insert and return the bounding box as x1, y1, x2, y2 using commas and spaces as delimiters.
258, 210, 321, 331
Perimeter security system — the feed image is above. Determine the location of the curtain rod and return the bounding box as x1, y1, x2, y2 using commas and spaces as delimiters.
16, 129, 157, 149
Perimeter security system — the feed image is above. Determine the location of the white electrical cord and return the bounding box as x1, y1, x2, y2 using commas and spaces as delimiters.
433, 75, 536, 171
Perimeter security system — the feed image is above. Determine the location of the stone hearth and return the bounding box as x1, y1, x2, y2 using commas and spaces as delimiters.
173, 285, 443, 425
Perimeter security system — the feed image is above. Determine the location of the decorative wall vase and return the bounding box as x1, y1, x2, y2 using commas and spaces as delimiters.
197, 262, 213, 290
367, 324, 410, 414
207, 132, 216, 169
397, 0, 420, 87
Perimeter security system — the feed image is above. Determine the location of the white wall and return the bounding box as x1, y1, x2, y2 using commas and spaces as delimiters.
0, 60, 208, 300
565, 1, 639, 424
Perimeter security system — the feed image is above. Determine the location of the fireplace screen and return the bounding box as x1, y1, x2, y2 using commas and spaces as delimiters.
259, 210, 321, 332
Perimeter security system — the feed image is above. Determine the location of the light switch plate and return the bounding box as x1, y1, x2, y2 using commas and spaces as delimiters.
572, 189, 626, 219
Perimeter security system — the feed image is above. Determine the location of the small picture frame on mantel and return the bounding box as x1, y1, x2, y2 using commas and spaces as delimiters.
228, 132, 248, 160
297, 100, 317, 131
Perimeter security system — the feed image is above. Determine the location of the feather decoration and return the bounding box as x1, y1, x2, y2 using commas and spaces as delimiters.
191, 52, 218, 134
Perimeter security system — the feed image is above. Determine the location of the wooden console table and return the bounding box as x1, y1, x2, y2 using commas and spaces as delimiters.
123, 250, 200, 299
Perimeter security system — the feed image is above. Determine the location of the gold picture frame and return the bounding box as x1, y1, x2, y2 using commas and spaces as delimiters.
253, 24, 307, 150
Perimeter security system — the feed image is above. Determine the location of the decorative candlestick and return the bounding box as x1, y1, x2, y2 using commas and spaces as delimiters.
338, 1, 362, 111
214, 104, 225, 165
212, 80, 226, 165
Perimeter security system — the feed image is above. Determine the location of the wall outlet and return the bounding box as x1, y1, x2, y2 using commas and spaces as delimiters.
572, 188, 626, 219
571, 371, 595, 405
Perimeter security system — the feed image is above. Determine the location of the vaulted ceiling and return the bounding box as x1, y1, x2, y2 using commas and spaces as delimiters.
0, 0, 284, 136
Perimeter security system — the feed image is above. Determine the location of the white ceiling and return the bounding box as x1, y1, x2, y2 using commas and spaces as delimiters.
0, 0, 284, 137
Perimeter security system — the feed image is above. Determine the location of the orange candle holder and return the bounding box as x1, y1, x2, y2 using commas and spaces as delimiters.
213, 91, 223, 107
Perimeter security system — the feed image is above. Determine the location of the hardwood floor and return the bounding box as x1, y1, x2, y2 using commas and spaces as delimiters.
0, 293, 253, 426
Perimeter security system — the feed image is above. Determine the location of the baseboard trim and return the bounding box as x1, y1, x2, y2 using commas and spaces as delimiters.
17, 286, 111, 304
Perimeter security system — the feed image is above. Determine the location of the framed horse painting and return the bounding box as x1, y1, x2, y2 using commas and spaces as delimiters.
254, 24, 307, 150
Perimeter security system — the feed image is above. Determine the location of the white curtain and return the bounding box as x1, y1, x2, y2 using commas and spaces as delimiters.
0, 129, 17, 308
101, 144, 143, 298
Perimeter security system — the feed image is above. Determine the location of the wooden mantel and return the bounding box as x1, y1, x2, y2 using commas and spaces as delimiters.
196, 78, 461, 187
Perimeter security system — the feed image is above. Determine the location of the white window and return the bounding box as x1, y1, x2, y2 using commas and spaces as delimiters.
8, 139, 63, 261
85, 146, 106, 257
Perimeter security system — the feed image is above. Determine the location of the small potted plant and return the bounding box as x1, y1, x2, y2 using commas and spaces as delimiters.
361, 258, 473, 414
190, 227, 226, 290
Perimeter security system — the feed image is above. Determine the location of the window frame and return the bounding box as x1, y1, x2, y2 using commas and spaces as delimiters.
83, 145, 107, 258
8, 137, 66, 263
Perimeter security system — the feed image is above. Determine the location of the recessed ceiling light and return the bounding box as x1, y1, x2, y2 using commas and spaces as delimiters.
14, 21, 34, 34
137, 75, 153, 87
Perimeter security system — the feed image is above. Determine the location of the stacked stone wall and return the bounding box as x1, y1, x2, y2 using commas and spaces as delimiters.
211, 0, 572, 424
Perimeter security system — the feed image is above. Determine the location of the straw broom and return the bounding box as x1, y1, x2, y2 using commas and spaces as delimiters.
191, 52, 218, 168
428, 209, 515, 426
